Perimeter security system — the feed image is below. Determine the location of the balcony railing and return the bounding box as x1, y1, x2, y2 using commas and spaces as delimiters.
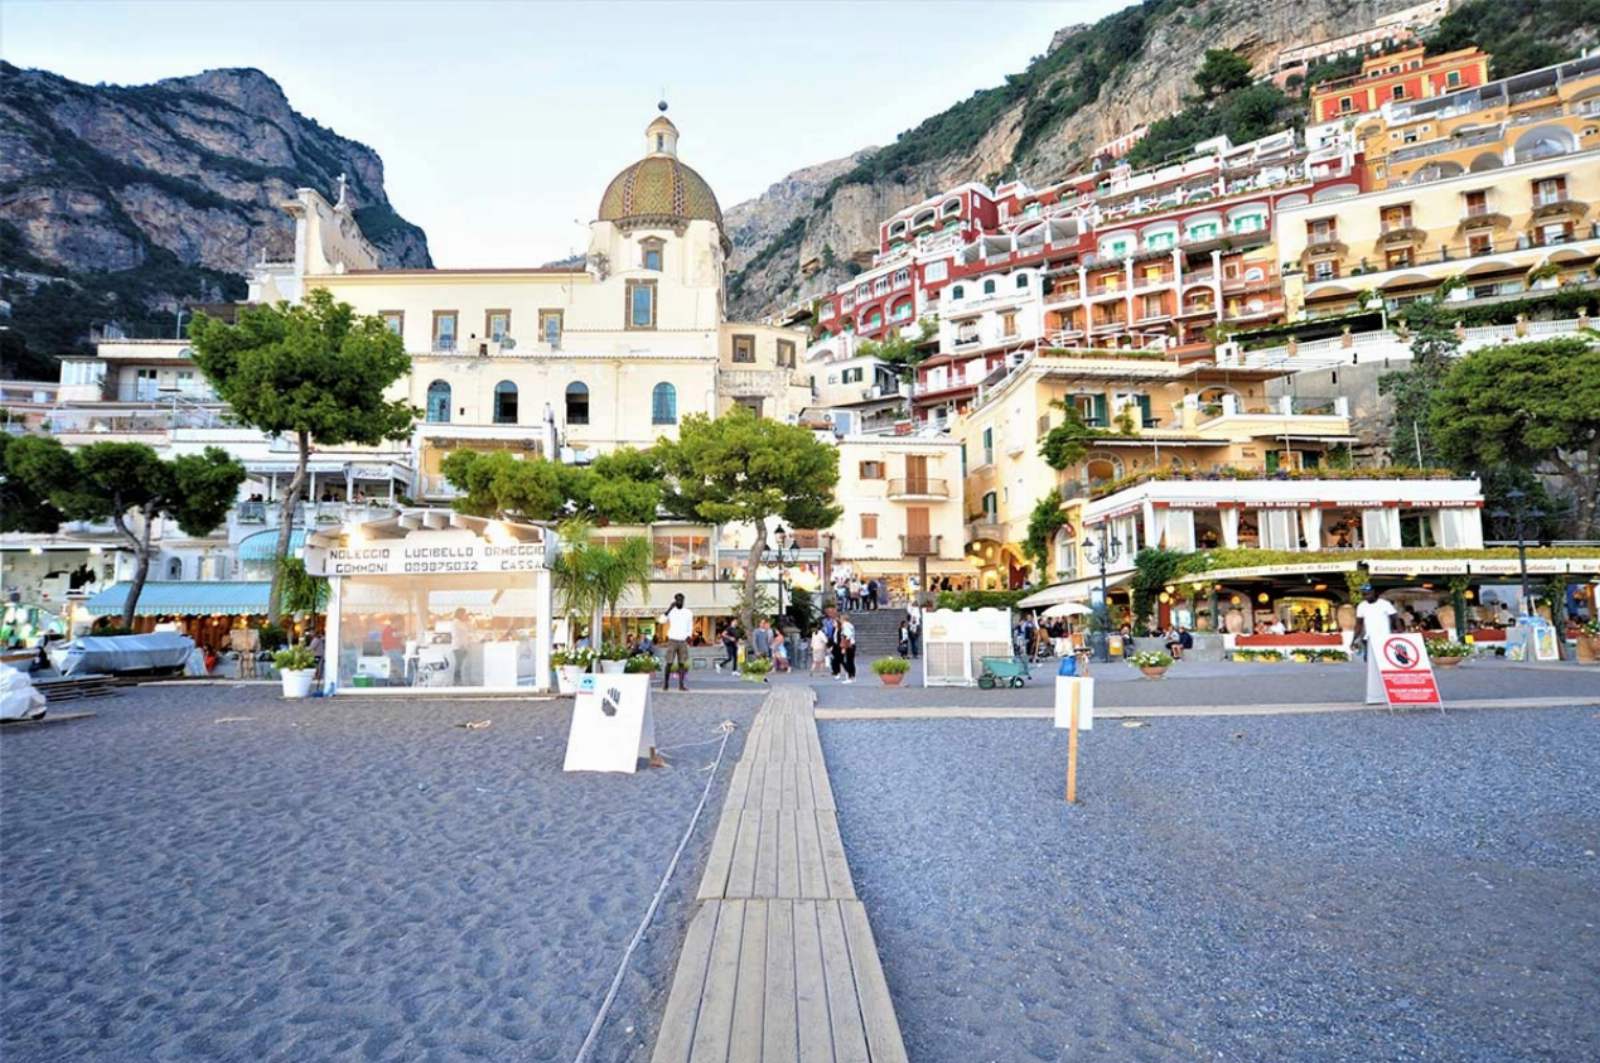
899, 534, 943, 557
965, 519, 1005, 543
887, 477, 949, 499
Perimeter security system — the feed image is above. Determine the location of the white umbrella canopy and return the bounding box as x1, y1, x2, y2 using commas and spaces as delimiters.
1041, 602, 1092, 619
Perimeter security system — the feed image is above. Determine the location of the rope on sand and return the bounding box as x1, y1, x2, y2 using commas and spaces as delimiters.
572, 719, 738, 1062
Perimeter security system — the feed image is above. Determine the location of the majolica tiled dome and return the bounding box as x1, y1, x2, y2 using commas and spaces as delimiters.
597, 112, 727, 247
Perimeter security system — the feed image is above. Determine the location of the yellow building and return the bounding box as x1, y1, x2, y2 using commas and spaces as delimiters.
1278, 147, 1600, 319
277, 108, 803, 501
1360, 53, 1600, 189
955, 352, 1355, 587
827, 435, 969, 598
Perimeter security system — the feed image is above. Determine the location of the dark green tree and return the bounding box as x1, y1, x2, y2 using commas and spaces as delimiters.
1429, 336, 1600, 537
1195, 48, 1254, 96
655, 408, 841, 632
441, 447, 663, 525
7, 439, 245, 626
1024, 489, 1067, 579
188, 289, 417, 617
0, 433, 64, 533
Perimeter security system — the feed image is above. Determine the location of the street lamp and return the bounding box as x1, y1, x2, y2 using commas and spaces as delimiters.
1489, 487, 1543, 617
765, 524, 800, 621
1081, 530, 1122, 662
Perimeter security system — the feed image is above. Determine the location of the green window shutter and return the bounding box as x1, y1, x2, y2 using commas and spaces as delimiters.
1092, 395, 1107, 426
1137, 395, 1152, 425
1266, 450, 1280, 473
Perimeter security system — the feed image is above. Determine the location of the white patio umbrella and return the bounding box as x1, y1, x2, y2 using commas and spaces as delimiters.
1041, 602, 1092, 619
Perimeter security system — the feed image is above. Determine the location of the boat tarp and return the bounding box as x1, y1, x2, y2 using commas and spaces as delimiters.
50, 633, 196, 676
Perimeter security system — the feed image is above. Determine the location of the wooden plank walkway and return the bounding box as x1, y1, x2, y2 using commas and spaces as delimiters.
653, 686, 907, 1063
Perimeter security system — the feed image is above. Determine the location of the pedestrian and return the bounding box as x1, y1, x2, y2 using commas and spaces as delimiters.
897, 620, 910, 658
838, 615, 857, 683
810, 626, 828, 675
717, 623, 740, 673
772, 628, 789, 672
658, 592, 693, 691
753, 618, 773, 660
1353, 584, 1397, 661
906, 607, 922, 659
821, 605, 842, 677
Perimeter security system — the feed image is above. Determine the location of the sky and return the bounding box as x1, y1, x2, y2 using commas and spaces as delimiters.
2, 0, 1129, 267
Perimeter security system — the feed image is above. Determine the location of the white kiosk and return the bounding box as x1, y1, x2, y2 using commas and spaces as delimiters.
922, 607, 1013, 687
306, 510, 555, 694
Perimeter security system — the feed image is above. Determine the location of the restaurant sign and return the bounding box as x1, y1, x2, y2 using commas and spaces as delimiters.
317, 540, 547, 577
1468, 558, 1574, 575
1365, 559, 1469, 576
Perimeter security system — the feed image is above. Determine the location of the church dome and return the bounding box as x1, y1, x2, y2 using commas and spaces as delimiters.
597, 110, 728, 248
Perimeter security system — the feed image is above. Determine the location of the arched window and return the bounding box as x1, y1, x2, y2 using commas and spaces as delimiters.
566, 381, 589, 425
950, 284, 965, 300
166, 557, 183, 580
983, 279, 997, 295
652, 382, 677, 425
1016, 274, 1030, 289
426, 380, 451, 423
493, 380, 518, 425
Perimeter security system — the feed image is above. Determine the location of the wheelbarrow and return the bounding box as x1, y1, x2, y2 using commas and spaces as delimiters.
977, 655, 1030, 689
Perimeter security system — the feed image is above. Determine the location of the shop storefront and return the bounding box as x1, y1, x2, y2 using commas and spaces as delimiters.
306, 511, 554, 694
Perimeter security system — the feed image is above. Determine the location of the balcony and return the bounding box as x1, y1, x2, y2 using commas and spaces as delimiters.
1532, 195, 1587, 221
965, 519, 1005, 544
1303, 237, 1346, 259
887, 477, 949, 500
1458, 205, 1510, 230
1378, 222, 1425, 247
899, 534, 943, 557
237, 500, 268, 525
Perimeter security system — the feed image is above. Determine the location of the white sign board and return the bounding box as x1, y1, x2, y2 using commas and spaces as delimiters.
319, 540, 547, 577
1053, 676, 1094, 731
922, 607, 1012, 687
563, 674, 657, 773
1365, 632, 1443, 711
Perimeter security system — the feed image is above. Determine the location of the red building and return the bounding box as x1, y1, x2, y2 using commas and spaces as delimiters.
1309, 45, 1488, 126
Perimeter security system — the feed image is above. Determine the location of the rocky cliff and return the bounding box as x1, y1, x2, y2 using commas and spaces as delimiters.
724, 0, 1587, 319
0, 63, 430, 376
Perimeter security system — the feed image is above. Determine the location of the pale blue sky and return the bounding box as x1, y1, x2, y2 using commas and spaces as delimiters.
2, 0, 1128, 266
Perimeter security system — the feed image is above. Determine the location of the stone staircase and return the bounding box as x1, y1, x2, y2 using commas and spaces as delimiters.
838, 606, 905, 658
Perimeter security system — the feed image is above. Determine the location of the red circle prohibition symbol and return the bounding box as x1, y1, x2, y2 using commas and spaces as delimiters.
1382, 637, 1421, 670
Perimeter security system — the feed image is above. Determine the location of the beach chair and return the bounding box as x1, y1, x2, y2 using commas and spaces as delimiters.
978, 655, 1030, 689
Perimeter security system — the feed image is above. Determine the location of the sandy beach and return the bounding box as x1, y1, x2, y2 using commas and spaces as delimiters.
821, 705, 1600, 1063
1, 684, 763, 1062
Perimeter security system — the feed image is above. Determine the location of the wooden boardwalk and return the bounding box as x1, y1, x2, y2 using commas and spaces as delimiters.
652, 687, 907, 1063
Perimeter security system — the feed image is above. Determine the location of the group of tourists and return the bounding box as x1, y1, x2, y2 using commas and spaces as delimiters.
832, 575, 885, 611
812, 604, 858, 683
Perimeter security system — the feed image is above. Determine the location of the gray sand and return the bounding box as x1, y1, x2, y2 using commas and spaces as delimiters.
1, 684, 762, 1062
821, 706, 1600, 1063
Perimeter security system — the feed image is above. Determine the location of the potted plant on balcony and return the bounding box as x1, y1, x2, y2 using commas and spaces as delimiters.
552, 648, 593, 693
1527, 262, 1563, 290
273, 644, 317, 698
872, 656, 910, 686
1129, 650, 1173, 678
1425, 640, 1471, 667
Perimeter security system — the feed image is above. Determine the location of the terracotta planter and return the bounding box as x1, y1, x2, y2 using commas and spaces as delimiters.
879, 672, 905, 686
1431, 655, 1464, 668
1139, 666, 1169, 679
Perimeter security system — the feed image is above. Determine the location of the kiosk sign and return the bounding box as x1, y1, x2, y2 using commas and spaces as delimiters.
1366, 633, 1443, 711
563, 674, 657, 773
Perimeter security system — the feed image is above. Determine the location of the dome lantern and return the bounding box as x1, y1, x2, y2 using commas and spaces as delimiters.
597, 108, 728, 252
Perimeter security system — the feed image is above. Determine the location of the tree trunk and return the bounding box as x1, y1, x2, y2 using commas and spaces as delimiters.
743, 520, 767, 636
268, 429, 311, 620
113, 505, 155, 630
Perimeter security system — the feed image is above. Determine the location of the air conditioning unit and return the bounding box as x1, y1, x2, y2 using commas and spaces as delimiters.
500, 336, 517, 350
831, 411, 857, 436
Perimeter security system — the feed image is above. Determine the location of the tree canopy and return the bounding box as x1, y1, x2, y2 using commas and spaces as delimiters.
441, 447, 664, 525
656, 408, 841, 630
1195, 49, 1254, 96
0, 433, 64, 533
189, 288, 417, 616
1429, 336, 1600, 536
6, 438, 245, 625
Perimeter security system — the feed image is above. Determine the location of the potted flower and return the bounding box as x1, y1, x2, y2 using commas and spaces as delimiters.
739, 657, 773, 683
872, 656, 911, 686
1130, 650, 1173, 678
273, 644, 317, 698
1527, 262, 1563, 290
1426, 640, 1471, 667
624, 654, 661, 674
552, 648, 593, 693
598, 642, 630, 674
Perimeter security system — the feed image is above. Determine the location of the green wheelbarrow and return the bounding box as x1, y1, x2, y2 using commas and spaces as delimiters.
977, 655, 1030, 689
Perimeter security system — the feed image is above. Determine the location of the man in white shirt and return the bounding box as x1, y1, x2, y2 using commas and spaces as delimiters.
1353, 584, 1398, 660
658, 593, 693, 692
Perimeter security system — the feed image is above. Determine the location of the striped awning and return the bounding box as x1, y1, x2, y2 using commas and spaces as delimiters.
238, 528, 307, 562
85, 581, 271, 617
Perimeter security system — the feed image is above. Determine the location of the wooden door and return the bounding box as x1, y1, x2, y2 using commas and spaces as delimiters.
905, 454, 928, 494
906, 506, 931, 555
